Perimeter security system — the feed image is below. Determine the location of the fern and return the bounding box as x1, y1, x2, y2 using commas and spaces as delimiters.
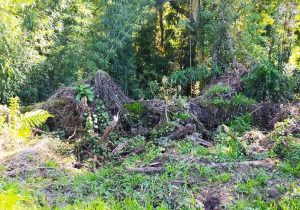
0, 97, 53, 140
9, 97, 20, 130
19, 110, 53, 129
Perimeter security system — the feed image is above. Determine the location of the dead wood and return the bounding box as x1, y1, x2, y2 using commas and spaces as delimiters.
98, 113, 119, 144
127, 166, 164, 173
186, 133, 214, 147
190, 113, 211, 137
208, 159, 277, 169
194, 139, 214, 147
112, 141, 128, 155
167, 124, 196, 140
119, 146, 144, 156
162, 153, 277, 169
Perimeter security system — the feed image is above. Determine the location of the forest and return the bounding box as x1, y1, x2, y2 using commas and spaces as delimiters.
0, 0, 300, 209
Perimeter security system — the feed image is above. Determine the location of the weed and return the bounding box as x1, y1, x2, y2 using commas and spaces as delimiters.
231, 93, 256, 106
124, 102, 145, 116
211, 173, 232, 183
195, 165, 215, 178
228, 113, 253, 135
206, 84, 231, 96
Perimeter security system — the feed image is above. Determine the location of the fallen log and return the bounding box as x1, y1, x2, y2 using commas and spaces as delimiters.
127, 166, 164, 173
112, 141, 128, 155
208, 159, 277, 169
163, 153, 278, 169
167, 124, 196, 140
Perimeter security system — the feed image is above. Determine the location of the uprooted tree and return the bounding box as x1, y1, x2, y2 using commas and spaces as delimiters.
37, 70, 299, 147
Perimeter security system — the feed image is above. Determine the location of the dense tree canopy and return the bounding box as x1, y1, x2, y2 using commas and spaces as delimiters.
0, 0, 299, 103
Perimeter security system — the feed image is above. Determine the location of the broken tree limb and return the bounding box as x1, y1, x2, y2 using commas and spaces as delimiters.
185, 133, 214, 147
194, 139, 214, 147
98, 112, 119, 144
119, 146, 144, 156
127, 166, 164, 173
67, 126, 77, 140
112, 141, 128, 155
167, 124, 196, 140
190, 113, 211, 138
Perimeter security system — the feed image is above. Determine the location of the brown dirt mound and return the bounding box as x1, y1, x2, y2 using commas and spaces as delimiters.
0, 139, 58, 178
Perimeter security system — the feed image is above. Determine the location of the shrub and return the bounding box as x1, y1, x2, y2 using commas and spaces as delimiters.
242, 60, 294, 102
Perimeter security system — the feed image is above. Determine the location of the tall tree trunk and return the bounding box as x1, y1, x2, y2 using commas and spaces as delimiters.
192, 0, 200, 23
158, 6, 164, 49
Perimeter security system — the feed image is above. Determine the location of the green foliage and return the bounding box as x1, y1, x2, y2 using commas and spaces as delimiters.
215, 132, 247, 161
237, 170, 270, 194
43, 160, 58, 168
170, 64, 211, 91
150, 122, 177, 140
210, 173, 232, 183
172, 112, 190, 121
211, 98, 231, 108
78, 100, 110, 157
243, 60, 294, 102
206, 84, 231, 96
0, 97, 52, 140
0, 181, 38, 210
229, 113, 253, 135
271, 118, 300, 177
280, 162, 300, 178
293, 68, 300, 94
231, 93, 256, 106
202, 84, 256, 109
74, 84, 94, 102
195, 165, 215, 178
124, 102, 145, 116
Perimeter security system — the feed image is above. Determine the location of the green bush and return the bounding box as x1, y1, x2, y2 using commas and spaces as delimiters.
242, 60, 294, 102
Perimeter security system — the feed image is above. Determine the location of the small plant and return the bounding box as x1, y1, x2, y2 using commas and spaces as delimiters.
211, 97, 231, 107
150, 121, 177, 139
206, 84, 231, 96
124, 102, 145, 115
237, 178, 256, 194
237, 170, 270, 194
44, 160, 58, 168
229, 113, 253, 135
193, 145, 210, 156
74, 84, 94, 102
0, 97, 53, 140
280, 162, 300, 177
211, 173, 231, 183
196, 165, 215, 178
232, 93, 256, 106
172, 112, 190, 121
215, 131, 247, 161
